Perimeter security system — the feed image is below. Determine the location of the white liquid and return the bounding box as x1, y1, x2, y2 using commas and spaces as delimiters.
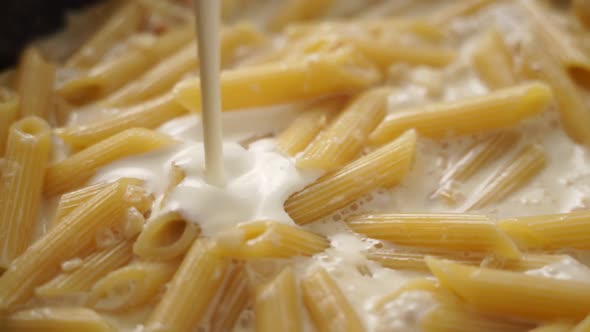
194, 0, 225, 185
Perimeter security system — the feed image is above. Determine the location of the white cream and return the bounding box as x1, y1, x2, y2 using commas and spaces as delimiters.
526, 256, 590, 281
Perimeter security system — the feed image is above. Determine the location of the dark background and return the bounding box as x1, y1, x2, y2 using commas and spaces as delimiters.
0, 0, 99, 69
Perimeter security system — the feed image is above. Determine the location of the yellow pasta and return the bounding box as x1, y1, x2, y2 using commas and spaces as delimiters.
56, 94, 187, 150
426, 257, 590, 321
0, 307, 115, 332
137, 0, 192, 21
528, 322, 577, 332
297, 88, 389, 170
15, 47, 56, 118
471, 28, 516, 89
53, 179, 144, 224
468, 144, 546, 210
269, 0, 333, 31
0, 179, 152, 309
276, 99, 342, 156
373, 278, 439, 312
45, 128, 176, 196
88, 261, 178, 311
216, 220, 329, 258
209, 263, 249, 332
369, 82, 552, 145
573, 0, 590, 28
301, 267, 365, 332
66, 2, 144, 68
106, 23, 266, 107
520, 36, 590, 146
35, 240, 134, 299
348, 214, 520, 259
431, 0, 499, 25
0, 87, 19, 156
133, 211, 200, 261
0, 117, 52, 269
572, 313, 590, 332
286, 129, 416, 225
433, 131, 519, 203
145, 239, 229, 332
60, 24, 194, 104
498, 210, 590, 250
255, 266, 301, 332
174, 46, 381, 112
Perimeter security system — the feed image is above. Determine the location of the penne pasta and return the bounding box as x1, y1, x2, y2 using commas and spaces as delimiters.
373, 278, 439, 312
297, 88, 389, 170
15, 47, 56, 119
45, 128, 176, 196
106, 23, 267, 107
348, 214, 521, 259
0, 87, 19, 156
467, 144, 546, 210
35, 240, 134, 299
209, 263, 249, 332
145, 239, 229, 332
137, 0, 192, 21
369, 82, 552, 145
66, 2, 144, 68
572, 313, 590, 332
432, 131, 520, 204
285, 129, 416, 225
528, 322, 576, 332
276, 99, 341, 156
0, 307, 115, 332
498, 210, 590, 250
430, 0, 498, 25
426, 257, 590, 321
301, 267, 365, 332
255, 266, 301, 332
60, 25, 194, 104
53, 179, 143, 224
56, 94, 187, 150
0, 179, 152, 309
268, 0, 333, 31
216, 220, 329, 259
520, 36, 590, 146
88, 261, 178, 311
133, 211, 200, 261
471, 28, 516, 89
573, 0, 590, 28
174, 46, 381, 112
0, 117, 52, 269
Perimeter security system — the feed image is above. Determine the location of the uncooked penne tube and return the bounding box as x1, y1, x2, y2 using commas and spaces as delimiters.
0, 117, 52, 269
297, 88, 389, 170
16, 47, 56, 118
498, 210, 590, 250
60, 25, 194, 104
285, 129, 416, 225
145, 239, 229, 332
209, 263, 249, 332
0, 307, 115, 332
426, 257, 590, 321
301, 267, 365, 332
45, 128, 176, 196
268, 0, 333, 31
56, 94, 187, 150
369, 82, 552, 145
467, 144, 546, 210
133, 211, 200, 261
216, 221, 329, 258
432, 131, 519, 203
66, 2, 144, 68
174, 46, 381, 112
0, 87, 19, 156
348, 214, 520, 259
53, 179, 143, 224
88, 261, 178, 311
35, 240, 134, 299
520, 36, 590, 147
276, 99, 341, 156
421, 301, 535, 332
471, 28, 516, 89
106, 23, 266, 107
0, 179, 152, 309
255, 266, 301, 332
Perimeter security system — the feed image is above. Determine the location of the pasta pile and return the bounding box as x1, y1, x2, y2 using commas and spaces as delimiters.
1, 0, 590, 331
